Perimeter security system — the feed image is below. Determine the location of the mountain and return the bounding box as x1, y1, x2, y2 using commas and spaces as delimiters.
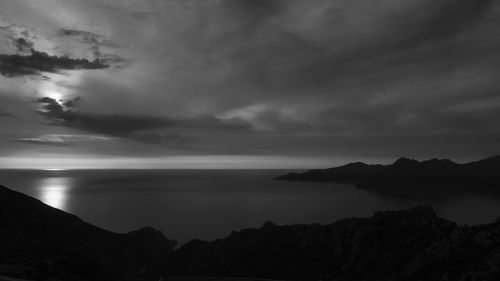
276, 156, 500, 196
170, 205, 500, 281
3, 183, 500, 281
0, 185, 176, 281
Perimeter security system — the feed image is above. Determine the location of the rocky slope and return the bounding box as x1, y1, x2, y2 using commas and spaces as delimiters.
170, 205, 500, 281
276, 156, 500, 196
2, 184, 500, 281
0, 185, 176, 281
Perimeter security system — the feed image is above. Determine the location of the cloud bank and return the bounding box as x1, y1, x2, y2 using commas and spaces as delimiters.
1, 0, 500, 167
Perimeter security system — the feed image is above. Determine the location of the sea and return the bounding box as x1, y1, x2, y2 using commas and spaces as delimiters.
1, 169, 500, 245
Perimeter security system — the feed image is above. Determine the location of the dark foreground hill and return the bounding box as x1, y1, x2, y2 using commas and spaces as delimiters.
0, 185, 176, 281
276, 156, 500, 196
170, 205, 500, 281
2, 185, 500, 281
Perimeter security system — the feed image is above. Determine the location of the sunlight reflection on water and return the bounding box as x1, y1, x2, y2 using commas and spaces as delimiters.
36, 177, 72, 210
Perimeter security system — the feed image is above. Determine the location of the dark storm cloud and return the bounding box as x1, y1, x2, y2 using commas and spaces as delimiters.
0, 23, 37, 53
34, 97, 251, 143
35, 97, 171, 135
2, 0, 500, 165
181, 114, 251, 131
11, 37, 34, 53
56, 28, 119, 59
0, 49, 108, 77
0, 21, 124, 77
61, 97, 83, 108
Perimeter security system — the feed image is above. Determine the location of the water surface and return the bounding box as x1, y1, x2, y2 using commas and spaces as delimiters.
1, 169, 499, 244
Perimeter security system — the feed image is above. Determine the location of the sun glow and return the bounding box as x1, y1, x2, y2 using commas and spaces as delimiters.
46, 91, 65, 101
36, 71, 84, 103
43, 168, 67, 171
38, 76, 66, 101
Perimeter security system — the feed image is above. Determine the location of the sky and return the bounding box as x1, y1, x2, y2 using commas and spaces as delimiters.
0, 0, 499, 169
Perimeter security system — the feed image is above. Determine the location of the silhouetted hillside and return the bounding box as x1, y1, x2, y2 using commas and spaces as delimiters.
0, 185, 176, 281
276, 156, 500, 196
3, 184, 500, 281
170, 205, 500, 281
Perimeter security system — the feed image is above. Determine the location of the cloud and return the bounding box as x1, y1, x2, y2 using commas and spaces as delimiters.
0, 109, 13, 117
222, 0, 286, 24
35, 96, 171, 135
180, 114, 252, 131
218, 103, 313, 133
2, 0, 500, 162
0, 21, 126, 77
56, 28, 120, 60
34, 96, 251, 141
173, 0, 498, 94
0, 49, 108, 77
128, 11, 160, 21
417, 0, 496, 43
0, 23, 37, 53
130, 132, 190, 147
61, 97, 83, 108
11, 37, 34, 53
13, 134, 112, 146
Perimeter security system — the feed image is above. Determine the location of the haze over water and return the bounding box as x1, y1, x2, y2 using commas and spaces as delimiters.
2, 169, 500, 244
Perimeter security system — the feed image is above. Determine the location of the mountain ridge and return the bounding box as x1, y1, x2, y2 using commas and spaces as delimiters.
170, 204, 500, 281
276, 155, 500, 196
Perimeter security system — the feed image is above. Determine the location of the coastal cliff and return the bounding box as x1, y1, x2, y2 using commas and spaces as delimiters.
276, 156, 500, 196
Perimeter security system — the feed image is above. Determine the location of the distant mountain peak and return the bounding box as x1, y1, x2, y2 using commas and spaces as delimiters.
393, 157, 420, 166
421, 158, 456, 166
344, 161, 370, 167
262, 221, 278, 229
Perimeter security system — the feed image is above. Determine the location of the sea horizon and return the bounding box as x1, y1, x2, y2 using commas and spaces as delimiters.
3, 168, 500, 246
